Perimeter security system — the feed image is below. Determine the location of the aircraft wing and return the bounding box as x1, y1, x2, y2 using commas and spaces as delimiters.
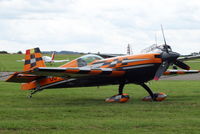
164, 69, 200, 75
6, 72, 43, 83
16, 59, 25, 62
53, 60, 69, 63
96, 54, 125, 58
6, 67, 125, 83
178, 55, 200, 61
30, 67, 125, 77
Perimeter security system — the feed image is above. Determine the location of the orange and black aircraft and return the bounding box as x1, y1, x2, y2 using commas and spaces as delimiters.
5, 43, 200, 103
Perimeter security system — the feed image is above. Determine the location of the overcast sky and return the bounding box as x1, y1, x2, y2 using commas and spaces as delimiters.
0, 0, 200, 54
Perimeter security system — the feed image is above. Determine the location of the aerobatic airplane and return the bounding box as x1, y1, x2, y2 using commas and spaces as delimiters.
6, 42, 200, 103
6, 26, 200, 102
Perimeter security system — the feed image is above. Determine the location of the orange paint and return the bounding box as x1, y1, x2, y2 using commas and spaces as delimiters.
110, 71, 125, 76
61, 60, 78, 68
22, 77, 66, 90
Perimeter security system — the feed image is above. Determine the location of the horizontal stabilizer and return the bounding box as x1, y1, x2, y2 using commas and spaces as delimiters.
6, 72, 42, 83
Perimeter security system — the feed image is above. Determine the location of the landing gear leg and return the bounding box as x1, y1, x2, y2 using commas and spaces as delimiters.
140, 83, 167, 101
118, 82, 125, 95
28, 88, 43, 98
140, 83, 156, 101
28, 81, 43, 98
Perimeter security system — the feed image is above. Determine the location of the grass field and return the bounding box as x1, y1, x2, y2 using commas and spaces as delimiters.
0, 54, 82, 72
0, 81, 200, 134
0, 54, 200, 133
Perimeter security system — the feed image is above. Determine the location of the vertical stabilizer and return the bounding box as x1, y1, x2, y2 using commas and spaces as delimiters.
51, 51, 55, 61
24, 48, 46, 71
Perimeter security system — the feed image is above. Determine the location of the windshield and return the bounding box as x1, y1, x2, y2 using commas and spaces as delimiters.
77, 54, 104, 67
141, 44, 172, 54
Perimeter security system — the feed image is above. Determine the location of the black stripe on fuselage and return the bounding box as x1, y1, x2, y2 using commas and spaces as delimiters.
120, 63, 156, 70
100, 71, 112, 75
154, 55, 161, 58
78, 70, 91, 74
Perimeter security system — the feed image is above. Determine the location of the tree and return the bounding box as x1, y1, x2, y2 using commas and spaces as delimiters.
0, 51, 8, 54
17, 51, 22, 54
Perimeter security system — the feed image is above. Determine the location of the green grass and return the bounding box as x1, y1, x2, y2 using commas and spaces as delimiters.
185, 59, 200, 70
0, 54, 82, 72
0, 81, 200, 134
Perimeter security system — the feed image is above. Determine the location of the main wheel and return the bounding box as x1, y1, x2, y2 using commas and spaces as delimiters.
105, 93, 130, 103
142, 92, 167, 102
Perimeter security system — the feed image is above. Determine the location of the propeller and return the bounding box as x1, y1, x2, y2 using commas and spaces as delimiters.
154, 61, 170, 80
153, 25, 190, 80
174, 60, 190, 70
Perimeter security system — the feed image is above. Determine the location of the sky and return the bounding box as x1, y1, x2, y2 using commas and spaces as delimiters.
0, 0, 200, 54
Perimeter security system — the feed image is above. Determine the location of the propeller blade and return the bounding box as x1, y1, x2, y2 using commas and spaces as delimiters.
174, 60, 190, 70
161, 25, 167, 45
161, 25, 169, 53
154, 61, 170, 80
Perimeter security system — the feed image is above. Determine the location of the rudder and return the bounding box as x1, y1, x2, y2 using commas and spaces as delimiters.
24, 48, 46, 71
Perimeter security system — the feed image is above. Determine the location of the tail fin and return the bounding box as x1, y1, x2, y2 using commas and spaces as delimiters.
24, 48, 46, 71
51, 51, 55, 61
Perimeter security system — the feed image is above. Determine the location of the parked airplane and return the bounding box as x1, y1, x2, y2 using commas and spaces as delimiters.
6, 27, 200, 103
6, 43, 200, 103
17, 51, 69, 64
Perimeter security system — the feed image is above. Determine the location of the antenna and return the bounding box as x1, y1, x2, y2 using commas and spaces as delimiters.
155, 33, 158, 45
161, 25, 167, 45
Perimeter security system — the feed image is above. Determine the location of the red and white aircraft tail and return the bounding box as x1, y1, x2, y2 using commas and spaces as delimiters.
51, 51, 55, 61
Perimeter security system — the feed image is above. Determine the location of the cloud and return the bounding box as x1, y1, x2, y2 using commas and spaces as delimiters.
0, 0, 200, 54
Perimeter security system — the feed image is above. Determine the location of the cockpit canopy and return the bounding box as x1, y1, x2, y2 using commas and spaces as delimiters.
141, 44, 172, 54
77, 54, 104, 67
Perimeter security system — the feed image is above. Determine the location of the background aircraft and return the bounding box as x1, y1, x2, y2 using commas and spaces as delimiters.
127, 44, 133, 55
17, 51, 69, 64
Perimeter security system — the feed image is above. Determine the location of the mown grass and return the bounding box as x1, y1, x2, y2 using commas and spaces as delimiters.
0, 81, 200, 134
0, 54, 82, 72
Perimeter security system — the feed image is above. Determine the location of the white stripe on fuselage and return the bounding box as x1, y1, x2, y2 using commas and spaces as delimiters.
122, 58, 150, 64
